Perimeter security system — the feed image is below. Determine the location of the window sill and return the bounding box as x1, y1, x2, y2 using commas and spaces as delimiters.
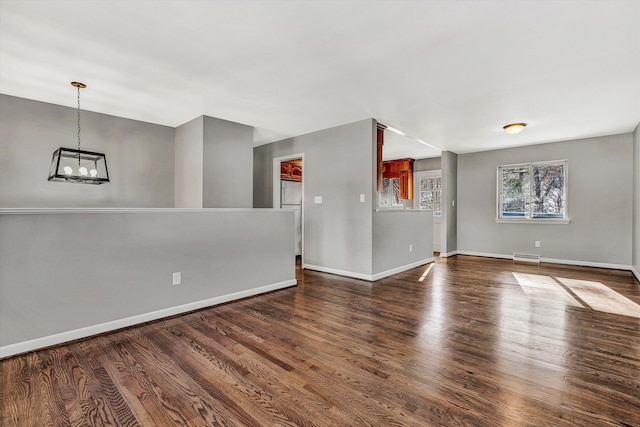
495, 218, 571, 224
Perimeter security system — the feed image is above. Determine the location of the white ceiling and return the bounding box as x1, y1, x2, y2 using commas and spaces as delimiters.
1, 0, 639, 159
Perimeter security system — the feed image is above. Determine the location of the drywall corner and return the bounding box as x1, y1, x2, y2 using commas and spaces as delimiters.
175, 116, 204, 208
633, 122, 640, 282
202, 116, 254, 208
441, 151, 458, 255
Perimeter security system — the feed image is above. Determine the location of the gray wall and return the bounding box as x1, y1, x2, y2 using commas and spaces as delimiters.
0, 95, 175, 208
203, 116, 254, 208
634, 123, 640, 279
441, 151, 458, 255
373, 211, 433, 274
0, 209, 295, 351
457, 133, 633, 265
254, 119, 375, 276
414, 157, 441, 172
175, 116, 204, 208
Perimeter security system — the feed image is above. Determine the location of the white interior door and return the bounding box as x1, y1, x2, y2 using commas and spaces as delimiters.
414, 170, 442, 253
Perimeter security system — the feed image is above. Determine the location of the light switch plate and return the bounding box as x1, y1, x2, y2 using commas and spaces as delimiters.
314, 196, 322, 204
360, 194, 365, 202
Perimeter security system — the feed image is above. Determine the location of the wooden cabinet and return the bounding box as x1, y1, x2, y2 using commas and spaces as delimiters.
376, 123, 413, 200
377, 124, 385, 192
400, 170, 411, 200
383, 158, 414, 200
280, 160, 302, 182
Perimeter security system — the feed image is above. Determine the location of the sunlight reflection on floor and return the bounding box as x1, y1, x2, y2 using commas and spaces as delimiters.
513, 272, 640, 319
418, 264, 434, 282
557, 277, 640, 319
512, 273, 583, 308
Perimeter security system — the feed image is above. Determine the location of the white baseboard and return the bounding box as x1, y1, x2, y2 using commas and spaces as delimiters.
456, 250, 512, 260
456, 250, 633, 271
303, 264, 372, 281
304, 258, 435, 282
0, 279, 297, 359
440, 250, 459, 258
371, 258, 436, 281
540, 257, 630, 270
631, 266, 640, 284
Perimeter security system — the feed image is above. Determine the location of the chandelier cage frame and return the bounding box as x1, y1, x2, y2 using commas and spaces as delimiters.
48, 82, 110, 185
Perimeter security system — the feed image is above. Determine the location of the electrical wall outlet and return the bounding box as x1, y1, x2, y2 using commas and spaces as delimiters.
409, 244, 413, 252
172, 272, 181, 285
360, 194, 365, 202
535, 241, 541, 248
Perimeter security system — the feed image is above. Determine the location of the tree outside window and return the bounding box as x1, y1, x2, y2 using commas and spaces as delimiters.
498, 161, 567, 220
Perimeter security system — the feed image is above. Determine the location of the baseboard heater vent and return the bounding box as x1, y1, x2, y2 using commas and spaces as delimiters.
513, 253, 541, 263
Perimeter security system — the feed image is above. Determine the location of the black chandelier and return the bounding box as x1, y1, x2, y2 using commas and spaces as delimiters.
48, 82, 109, 184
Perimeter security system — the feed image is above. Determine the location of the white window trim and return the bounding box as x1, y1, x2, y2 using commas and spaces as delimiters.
495, 160, 570, 224
494, 218, 571, 224
414, 169, 442, 216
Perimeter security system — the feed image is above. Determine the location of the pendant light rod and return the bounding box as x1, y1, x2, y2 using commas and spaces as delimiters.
48, 81, 110, 185
71, 82, 85, 166
71, 82, 85, 151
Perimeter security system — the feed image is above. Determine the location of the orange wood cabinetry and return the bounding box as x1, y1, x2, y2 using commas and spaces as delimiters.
400, 170, 411, 200
376, 124, 386, 192
280, 160, 302, 182
382, 158, 414, 200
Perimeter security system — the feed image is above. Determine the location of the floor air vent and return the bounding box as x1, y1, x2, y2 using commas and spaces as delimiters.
513, 253, 541, 263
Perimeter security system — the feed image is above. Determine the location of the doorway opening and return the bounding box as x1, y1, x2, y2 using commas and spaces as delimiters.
414, 169, 442, 256
273, 154, 304, 264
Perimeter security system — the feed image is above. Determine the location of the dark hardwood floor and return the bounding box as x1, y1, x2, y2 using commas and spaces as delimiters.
2, 255, 639, 426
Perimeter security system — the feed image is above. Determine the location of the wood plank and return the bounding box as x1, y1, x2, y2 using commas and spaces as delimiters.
1, 256, 639, 426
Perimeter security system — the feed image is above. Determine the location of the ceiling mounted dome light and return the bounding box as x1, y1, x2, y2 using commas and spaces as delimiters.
48, 82, 109, 184
503, 123, 527, 135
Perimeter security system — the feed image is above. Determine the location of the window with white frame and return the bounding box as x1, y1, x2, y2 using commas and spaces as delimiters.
414, 170, 441, 216
379, 178, 403, 207
498, 160, 567, 220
